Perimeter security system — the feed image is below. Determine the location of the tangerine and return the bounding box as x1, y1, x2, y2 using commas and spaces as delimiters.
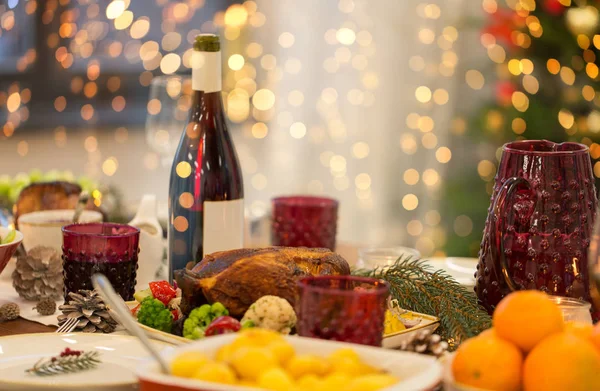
477, 328, 496, 339
523, 332, 600, 391
452, 334, 523, 391
493, 290, 563, 352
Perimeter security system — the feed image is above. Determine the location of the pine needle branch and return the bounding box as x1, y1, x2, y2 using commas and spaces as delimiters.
26, 351, 101, 376
353, 256, 491, 349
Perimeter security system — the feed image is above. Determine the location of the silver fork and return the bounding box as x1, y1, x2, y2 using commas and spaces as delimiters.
55, 317, 79, 334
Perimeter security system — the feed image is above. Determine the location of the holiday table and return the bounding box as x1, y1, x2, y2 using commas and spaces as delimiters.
0, 318, 54, 336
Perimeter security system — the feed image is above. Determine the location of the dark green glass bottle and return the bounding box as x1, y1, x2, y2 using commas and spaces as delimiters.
168, 34, 244, 282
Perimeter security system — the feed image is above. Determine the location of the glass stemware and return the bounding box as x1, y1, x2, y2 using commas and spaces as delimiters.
145, 75, 192, 167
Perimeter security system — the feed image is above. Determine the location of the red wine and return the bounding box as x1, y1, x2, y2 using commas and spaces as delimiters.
168, 34, 244, 282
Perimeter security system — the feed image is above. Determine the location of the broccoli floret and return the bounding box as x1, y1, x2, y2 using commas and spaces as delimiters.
183, 303, 229, 340
211, 302, 228, 317
137, 297, 173, 333
241, 320, 255, 329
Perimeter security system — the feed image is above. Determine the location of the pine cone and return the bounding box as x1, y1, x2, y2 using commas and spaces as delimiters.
58, 290, 117, 333
399, 330, 449, 358
0, 303, 20, 321
33, 298, 57, 316
12, 246, 63, 301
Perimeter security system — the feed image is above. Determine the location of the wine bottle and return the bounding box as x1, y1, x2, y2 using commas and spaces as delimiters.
168, 34, 244, 282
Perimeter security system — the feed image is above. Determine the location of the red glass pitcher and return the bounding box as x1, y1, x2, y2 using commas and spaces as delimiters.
476, 140, 597, 313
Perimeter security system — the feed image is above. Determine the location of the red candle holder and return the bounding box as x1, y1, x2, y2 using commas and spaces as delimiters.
62, 223, 140, 301
271, 196, 338, 250
295, 275, 390, 346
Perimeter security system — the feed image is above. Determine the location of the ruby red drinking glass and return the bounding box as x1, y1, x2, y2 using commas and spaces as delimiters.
62, 223, 140, 301
271, 196, 338, 250
476, 140, 597, 313
295, 276, 389, 346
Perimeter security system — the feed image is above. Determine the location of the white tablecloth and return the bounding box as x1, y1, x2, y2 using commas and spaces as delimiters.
0, 257, 155, 329
0, 258, 62, 326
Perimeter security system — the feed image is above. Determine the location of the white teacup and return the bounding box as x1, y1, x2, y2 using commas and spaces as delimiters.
18, 209, 104, 253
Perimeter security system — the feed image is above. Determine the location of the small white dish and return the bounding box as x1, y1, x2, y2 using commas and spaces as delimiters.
0, 332, 173, 391
382, 310, 440, 349
18, 209, 103, 252
422, 257, 478, 288
137, 334, 443, 391
356, 246, 421, 270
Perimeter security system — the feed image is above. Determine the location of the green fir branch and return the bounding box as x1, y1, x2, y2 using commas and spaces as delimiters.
353, 256, 491, 349
26, 351, 101, 376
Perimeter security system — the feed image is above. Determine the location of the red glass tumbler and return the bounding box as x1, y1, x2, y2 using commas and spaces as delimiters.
62, 223, 140, 301
271, 196, 338, 250
295, 276, 390, 346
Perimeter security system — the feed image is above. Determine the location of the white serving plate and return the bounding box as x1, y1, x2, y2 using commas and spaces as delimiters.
0, 333, 174, 391
112, 303, 189, 346
136, 333, 443, 391
121, 301, 439, 350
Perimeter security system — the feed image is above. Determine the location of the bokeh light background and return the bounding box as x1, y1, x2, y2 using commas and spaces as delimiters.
0, 0, 500, 256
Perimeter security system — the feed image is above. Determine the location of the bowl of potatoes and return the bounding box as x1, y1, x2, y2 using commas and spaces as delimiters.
136, 329, 442, 391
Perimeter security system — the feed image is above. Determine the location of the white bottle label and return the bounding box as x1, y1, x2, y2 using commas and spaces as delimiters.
203, 199, 244, 255
192, 51, 222, 93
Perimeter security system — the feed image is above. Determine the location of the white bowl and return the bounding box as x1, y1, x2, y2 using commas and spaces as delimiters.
18, 209, 103, 252
137, 334, 442, 391
0, 226, 23, 276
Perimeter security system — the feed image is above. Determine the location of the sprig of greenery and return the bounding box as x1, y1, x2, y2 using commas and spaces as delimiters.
354, 256, 491, 349
26, 351, 101, 376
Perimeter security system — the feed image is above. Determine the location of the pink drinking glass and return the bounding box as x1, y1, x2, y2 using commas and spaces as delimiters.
271, 196, 338, 250
476, 140, 597, 313
295, 276, 390, 346
62, 223, 140, 301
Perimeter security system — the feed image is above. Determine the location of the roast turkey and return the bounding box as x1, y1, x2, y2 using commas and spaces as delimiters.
175, 247, 350, 317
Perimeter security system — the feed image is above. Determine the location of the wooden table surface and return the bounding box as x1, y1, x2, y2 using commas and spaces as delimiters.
0, 317, 55, 336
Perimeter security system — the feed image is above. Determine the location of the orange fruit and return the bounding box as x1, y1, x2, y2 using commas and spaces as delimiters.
564, 321, 594, 340
589, 322, 600, 352
493, 290, 564, 352
452, 335, 523, 391
477, 328, 496, 339
523, 332, 600, 391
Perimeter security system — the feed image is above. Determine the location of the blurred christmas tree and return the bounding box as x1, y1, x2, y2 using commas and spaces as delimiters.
444, 0, 600, 256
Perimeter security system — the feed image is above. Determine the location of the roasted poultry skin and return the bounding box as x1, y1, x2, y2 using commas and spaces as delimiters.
175, 247, 350, 317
